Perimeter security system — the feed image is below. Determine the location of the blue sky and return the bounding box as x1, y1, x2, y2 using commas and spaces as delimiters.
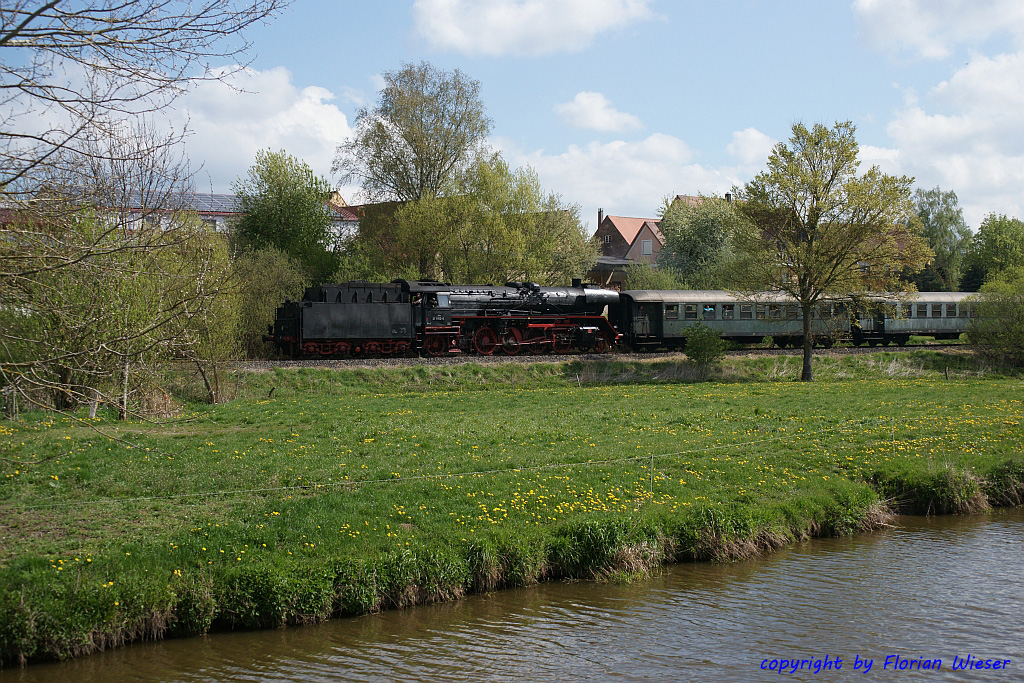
172, 0, 1024, 232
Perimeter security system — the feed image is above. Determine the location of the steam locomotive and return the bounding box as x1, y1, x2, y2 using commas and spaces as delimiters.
266, 279, 621, 357
265, 279, 974, 357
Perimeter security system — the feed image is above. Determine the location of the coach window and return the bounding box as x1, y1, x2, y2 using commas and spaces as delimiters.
786, 305, 798, 320
722, 304, 735, 320
931, 304, 942, 318
756, 305, 766, 320
959, 305, 969, 318
665, 304, 679, 320
946, 304, 957, 317
769, 304, 780, 319
740, 304, 753, 320
916, 303, 927, 318
703, 305, 716, 320
684, 304, 697, 320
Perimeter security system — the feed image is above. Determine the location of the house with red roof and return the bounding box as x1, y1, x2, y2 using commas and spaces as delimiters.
588, 195, 703, 288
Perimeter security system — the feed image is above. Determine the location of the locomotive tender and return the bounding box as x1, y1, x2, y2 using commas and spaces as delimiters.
265, 279, 974, 358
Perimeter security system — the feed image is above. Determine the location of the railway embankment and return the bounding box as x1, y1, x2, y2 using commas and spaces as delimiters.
1, 350, 1021, 666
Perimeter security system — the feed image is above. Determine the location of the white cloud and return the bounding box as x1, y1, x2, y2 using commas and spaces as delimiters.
726, 127, 775, 167
878, 48, 1024, 226
170, 66, 354, 194
412, 0, 655, 57
853, 0, 1024, 59
497, 133, 740, 231
554, 92, 642, 132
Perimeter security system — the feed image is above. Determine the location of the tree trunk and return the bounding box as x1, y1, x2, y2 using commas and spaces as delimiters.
195, 359, 219, 404
801, 302, 814, 381
119, 356, 130, 420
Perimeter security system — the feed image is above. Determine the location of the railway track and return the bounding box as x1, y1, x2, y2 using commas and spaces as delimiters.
237, 342, 969, 371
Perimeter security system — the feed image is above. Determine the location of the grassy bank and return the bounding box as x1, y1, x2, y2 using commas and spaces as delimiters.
1, 351, 1022, 665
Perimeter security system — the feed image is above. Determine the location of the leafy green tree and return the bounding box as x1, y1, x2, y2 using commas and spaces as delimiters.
232, 248, 309, 358
962, 213, 1024, 290
231, 149, 338, 283
904, 186, 971, 291
966, 265, 1024, 367
333, 61, 492, 202
368, 155, 596, 285
622, 263, 686, 290
1, 210, 232, 415
657, 196, 740, 288
734, 121, 931, 381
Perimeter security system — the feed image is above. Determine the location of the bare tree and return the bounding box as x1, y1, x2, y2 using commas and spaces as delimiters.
1, 0, 288, 191
0, 1, 287, 417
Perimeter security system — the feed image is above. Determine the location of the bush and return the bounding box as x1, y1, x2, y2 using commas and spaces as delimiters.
966, 266, 1024, 367
684, 322, 726, 366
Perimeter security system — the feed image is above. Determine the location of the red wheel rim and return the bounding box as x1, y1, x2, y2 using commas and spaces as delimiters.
425, 336, 446, 356
502, 328, 523, 355
473, 327, 498, 355
526, 330, 549, 355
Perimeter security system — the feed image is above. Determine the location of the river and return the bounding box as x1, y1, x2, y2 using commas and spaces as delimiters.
4, 509, 1022, 682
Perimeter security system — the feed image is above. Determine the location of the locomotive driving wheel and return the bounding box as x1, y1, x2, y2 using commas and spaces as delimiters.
525, 329, 549, 354
424, 335, 447, 357
501, 328, 523, 355
592, 333, 610, 353
473, 327, 498, 355
551, 330, 572, 354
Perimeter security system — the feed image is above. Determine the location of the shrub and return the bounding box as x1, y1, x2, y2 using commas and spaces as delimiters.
684, 322, 726, 366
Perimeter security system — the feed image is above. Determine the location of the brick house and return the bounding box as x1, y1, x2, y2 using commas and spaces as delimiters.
588, 195, 703, 288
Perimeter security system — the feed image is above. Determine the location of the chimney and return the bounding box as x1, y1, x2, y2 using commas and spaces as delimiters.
598, 208, 604, 225
725, 192, 733, 203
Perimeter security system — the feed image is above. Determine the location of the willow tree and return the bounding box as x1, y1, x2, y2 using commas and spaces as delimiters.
333, 61, 492, 202
734, 121, 931, 381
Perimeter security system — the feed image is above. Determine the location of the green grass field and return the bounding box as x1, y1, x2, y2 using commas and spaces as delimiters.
1, 351, 1022, 664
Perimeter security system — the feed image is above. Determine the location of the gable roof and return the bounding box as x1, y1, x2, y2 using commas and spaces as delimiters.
637, 219, 664, 244
604, 215, 659, 244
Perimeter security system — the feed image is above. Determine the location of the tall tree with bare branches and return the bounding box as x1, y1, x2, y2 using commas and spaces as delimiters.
1, 1, 287, 416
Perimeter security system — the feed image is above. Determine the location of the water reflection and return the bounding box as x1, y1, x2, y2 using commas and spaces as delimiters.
4, 509, 1022, 682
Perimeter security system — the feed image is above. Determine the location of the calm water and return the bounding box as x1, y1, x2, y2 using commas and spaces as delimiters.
4, 510, 1023, 682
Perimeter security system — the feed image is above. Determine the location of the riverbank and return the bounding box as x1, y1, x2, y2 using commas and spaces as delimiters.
2, 351, 1022, 666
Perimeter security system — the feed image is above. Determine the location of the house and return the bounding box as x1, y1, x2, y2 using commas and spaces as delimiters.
588, 195, 705, 288
117, 191, 358, 241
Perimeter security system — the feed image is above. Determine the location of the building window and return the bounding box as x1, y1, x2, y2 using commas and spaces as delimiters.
641, 239, 653, 255
603, 235, 611, 244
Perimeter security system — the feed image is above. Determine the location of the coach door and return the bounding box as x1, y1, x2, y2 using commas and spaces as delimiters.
633, 303, 657, 338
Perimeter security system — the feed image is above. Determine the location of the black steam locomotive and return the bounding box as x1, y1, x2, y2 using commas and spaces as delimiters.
266, 279, 621, 357
266, 279, 974, 358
